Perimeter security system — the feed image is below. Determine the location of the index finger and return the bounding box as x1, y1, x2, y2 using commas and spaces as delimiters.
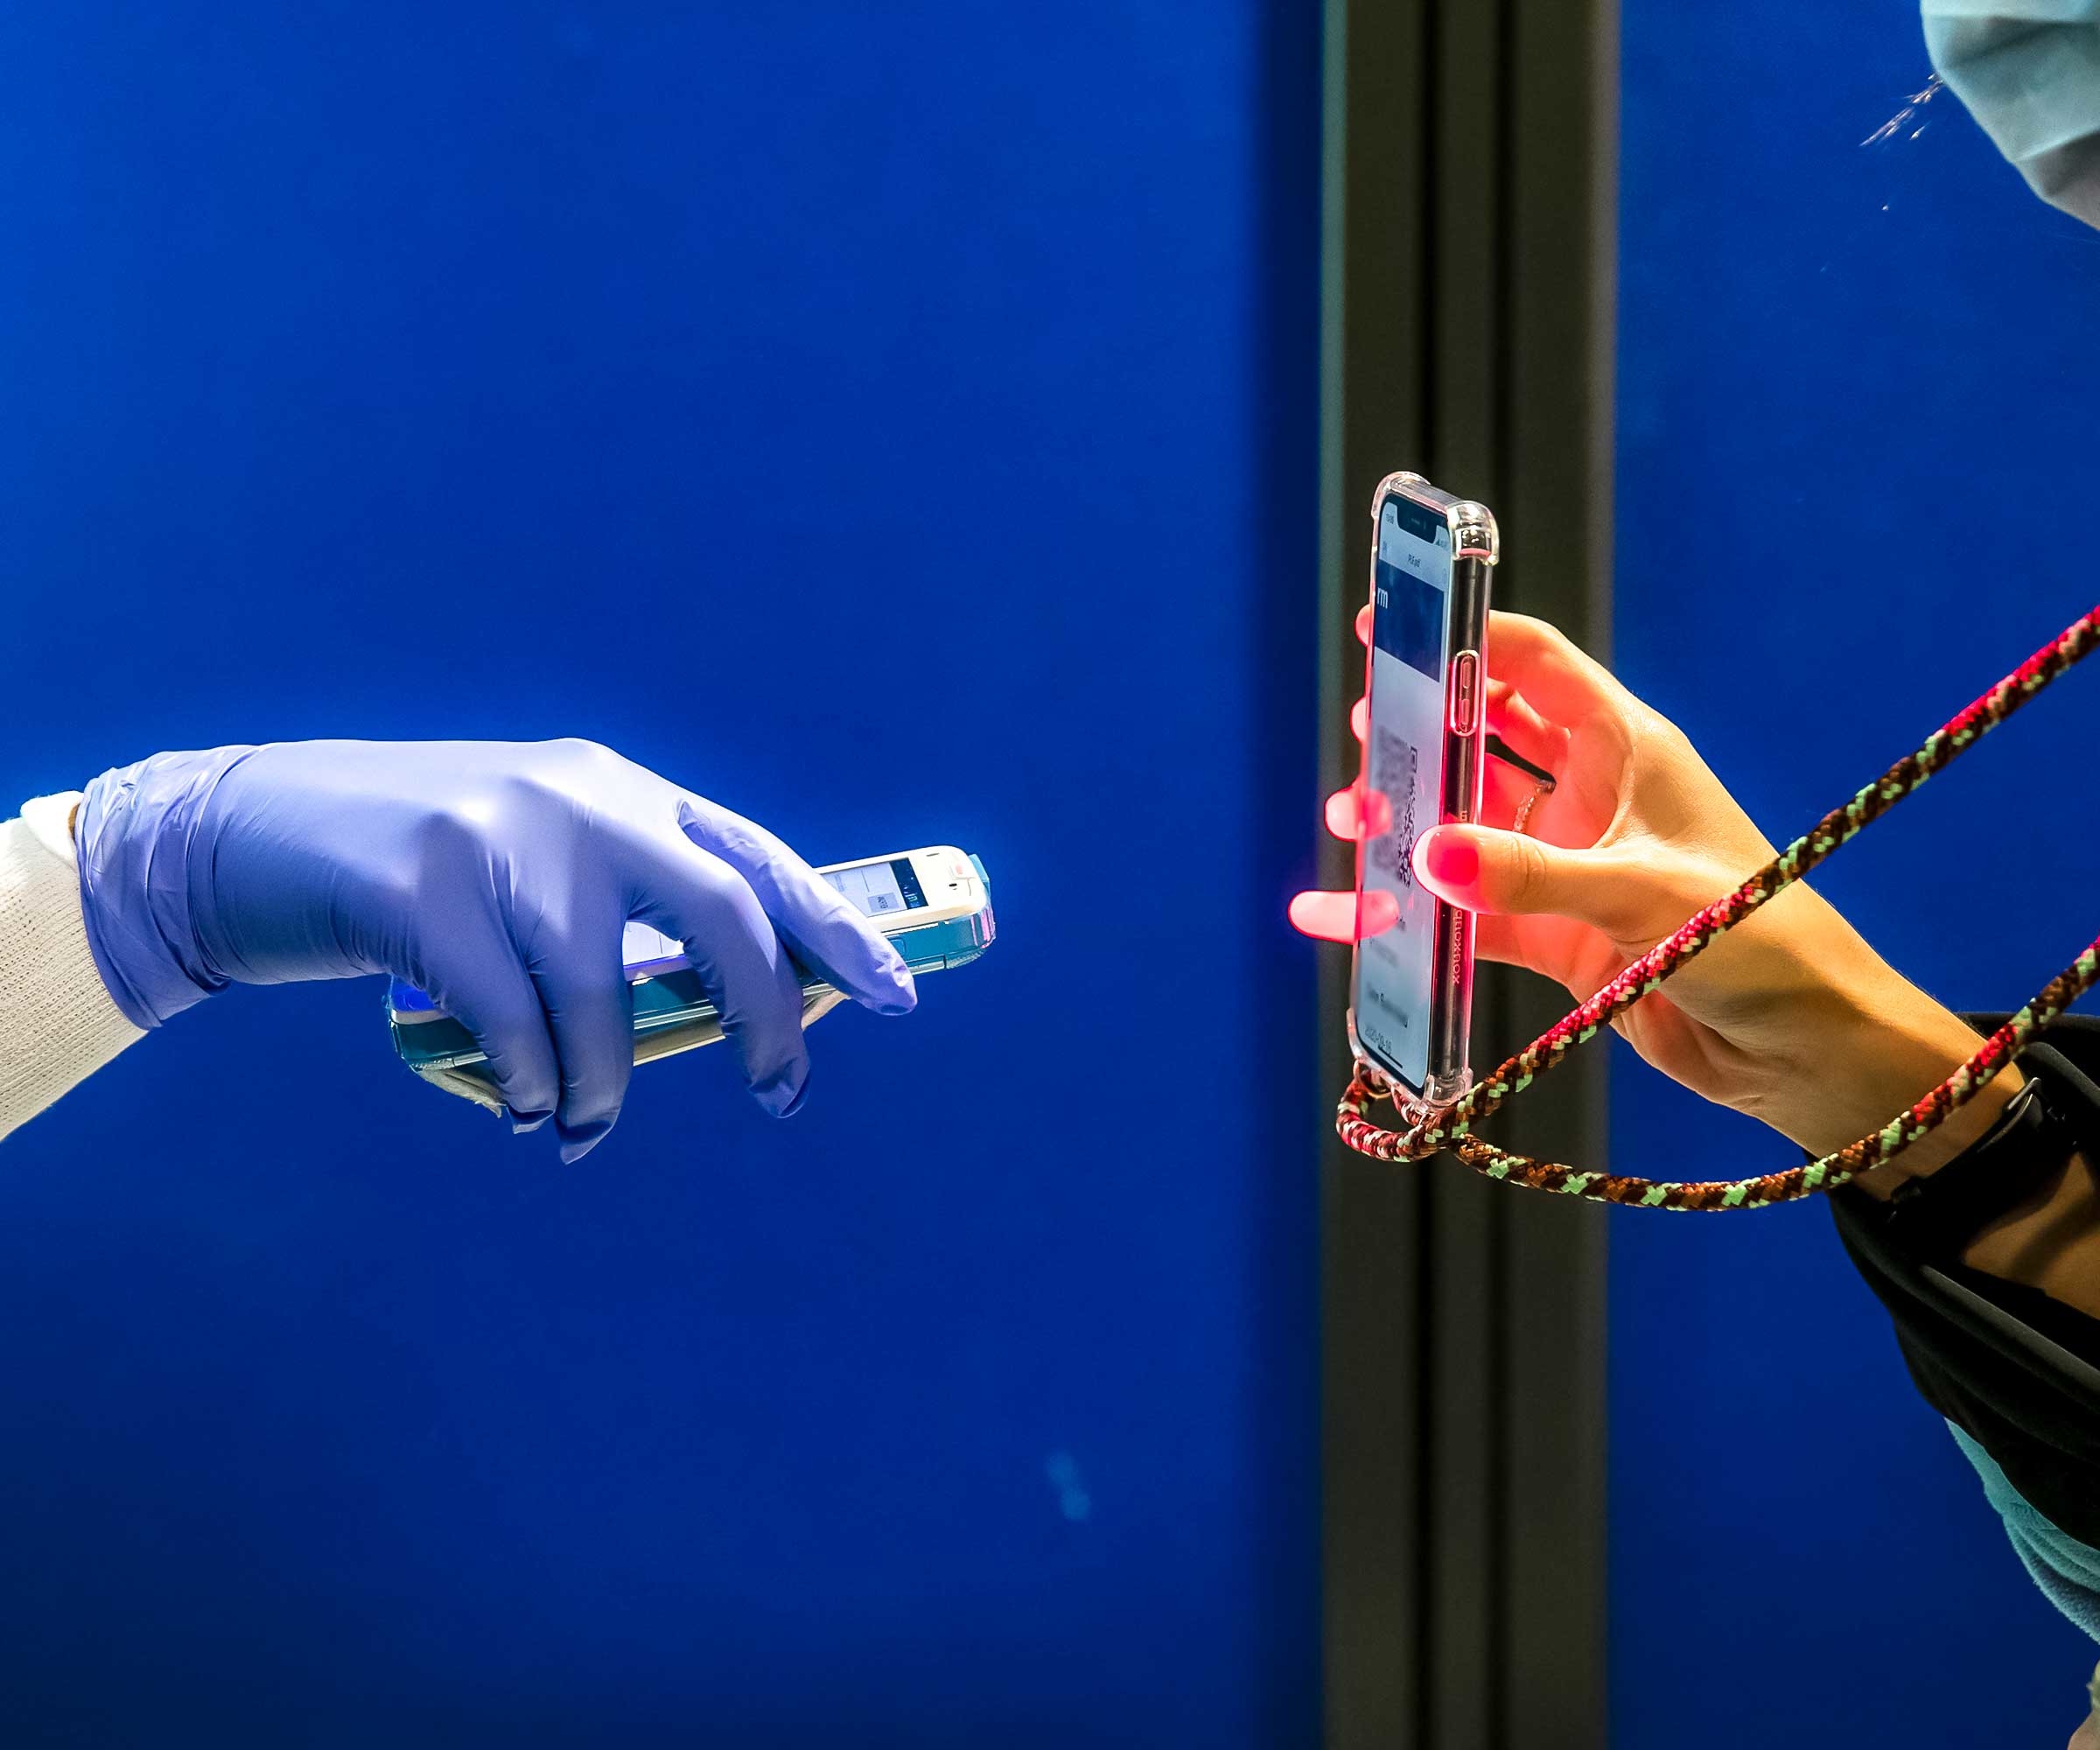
1484, 612, 1630, 732
676, 800, 917, 1017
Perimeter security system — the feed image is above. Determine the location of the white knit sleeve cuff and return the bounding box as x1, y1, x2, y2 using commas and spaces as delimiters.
20, 792, 81, 866
1, 802, 144, 1141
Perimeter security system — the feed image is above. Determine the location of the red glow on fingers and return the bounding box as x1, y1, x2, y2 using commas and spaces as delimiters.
1354, 604, 1373, 647
1323, 785, 1393, 842
1415, 829, 1478, 892
1351, 697, 1368, 743
1289, 891, 1354, 942
1289, 887, 1400, 943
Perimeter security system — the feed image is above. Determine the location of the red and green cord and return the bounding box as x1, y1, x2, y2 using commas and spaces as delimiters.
1339, 607, 2100, 1209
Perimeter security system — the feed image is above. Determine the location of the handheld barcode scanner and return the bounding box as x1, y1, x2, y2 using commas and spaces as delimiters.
388, 846, 995, 1111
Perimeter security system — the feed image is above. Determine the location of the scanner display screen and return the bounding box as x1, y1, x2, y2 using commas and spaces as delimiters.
823, 858, 927, 918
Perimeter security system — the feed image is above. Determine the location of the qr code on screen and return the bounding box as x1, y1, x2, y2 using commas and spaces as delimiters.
1367, 728, 1418, 889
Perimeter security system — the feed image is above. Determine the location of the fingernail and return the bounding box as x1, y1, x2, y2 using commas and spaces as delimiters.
511, 1112, 551, 1135
1417, 831, 1478, 890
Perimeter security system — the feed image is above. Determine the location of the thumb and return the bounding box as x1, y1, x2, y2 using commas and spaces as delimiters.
1412, 823, 1619, 925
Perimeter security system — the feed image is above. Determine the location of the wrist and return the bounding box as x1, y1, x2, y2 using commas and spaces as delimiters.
74, 747, 256, 1028
1712, 882, 2020, 1187
1807, 978, 2021, 1195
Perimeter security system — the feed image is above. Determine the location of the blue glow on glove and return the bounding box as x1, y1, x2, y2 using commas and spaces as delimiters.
74, 740, 916, 1158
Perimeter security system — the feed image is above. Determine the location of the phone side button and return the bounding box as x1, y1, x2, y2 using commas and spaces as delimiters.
1449, 649, 1480, 735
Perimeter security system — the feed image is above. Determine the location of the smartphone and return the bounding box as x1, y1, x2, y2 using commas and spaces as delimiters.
388, 847, 995, 1108
1348, 473, 1497, 1108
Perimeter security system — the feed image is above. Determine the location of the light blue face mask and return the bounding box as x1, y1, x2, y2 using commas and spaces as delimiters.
1924, 1, 2100, 224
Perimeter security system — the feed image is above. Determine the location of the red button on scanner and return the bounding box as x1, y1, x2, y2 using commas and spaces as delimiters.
1449, 649, 1480, 735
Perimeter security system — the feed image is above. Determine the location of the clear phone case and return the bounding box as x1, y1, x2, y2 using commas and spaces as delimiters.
1346, 472, 1498, 1111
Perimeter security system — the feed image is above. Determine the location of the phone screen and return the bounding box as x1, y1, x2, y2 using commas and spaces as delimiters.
1354, 494, 1453, 1089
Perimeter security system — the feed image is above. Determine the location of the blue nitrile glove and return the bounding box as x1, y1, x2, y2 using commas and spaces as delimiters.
73, 739, 916, 1158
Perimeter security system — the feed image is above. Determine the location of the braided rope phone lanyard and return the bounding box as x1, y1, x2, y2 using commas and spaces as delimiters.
1338, 606, 2100, 1209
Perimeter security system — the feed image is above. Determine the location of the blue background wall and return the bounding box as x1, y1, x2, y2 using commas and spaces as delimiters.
0, 6, 1320, 1743
1614, 4, 2100, 1745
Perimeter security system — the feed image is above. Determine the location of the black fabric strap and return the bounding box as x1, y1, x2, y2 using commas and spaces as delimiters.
1828, 1020, 2100, 1549
1882, 1050, 2084, 1263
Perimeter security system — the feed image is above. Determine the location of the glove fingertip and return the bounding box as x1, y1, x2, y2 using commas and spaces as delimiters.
556, 1111, 620, 1163
850, 950, 915, 1015
811, 924, 917, 1015
752, 1057, 811, 1118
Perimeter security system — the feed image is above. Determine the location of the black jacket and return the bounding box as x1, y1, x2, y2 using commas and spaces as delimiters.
1830, 1016, 2100, 1547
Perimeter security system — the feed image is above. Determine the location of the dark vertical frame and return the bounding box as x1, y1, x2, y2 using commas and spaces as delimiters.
1318, 1, 1617, 1746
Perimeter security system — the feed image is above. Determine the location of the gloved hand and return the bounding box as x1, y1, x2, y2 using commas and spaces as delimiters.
74, 739, 916, 1158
